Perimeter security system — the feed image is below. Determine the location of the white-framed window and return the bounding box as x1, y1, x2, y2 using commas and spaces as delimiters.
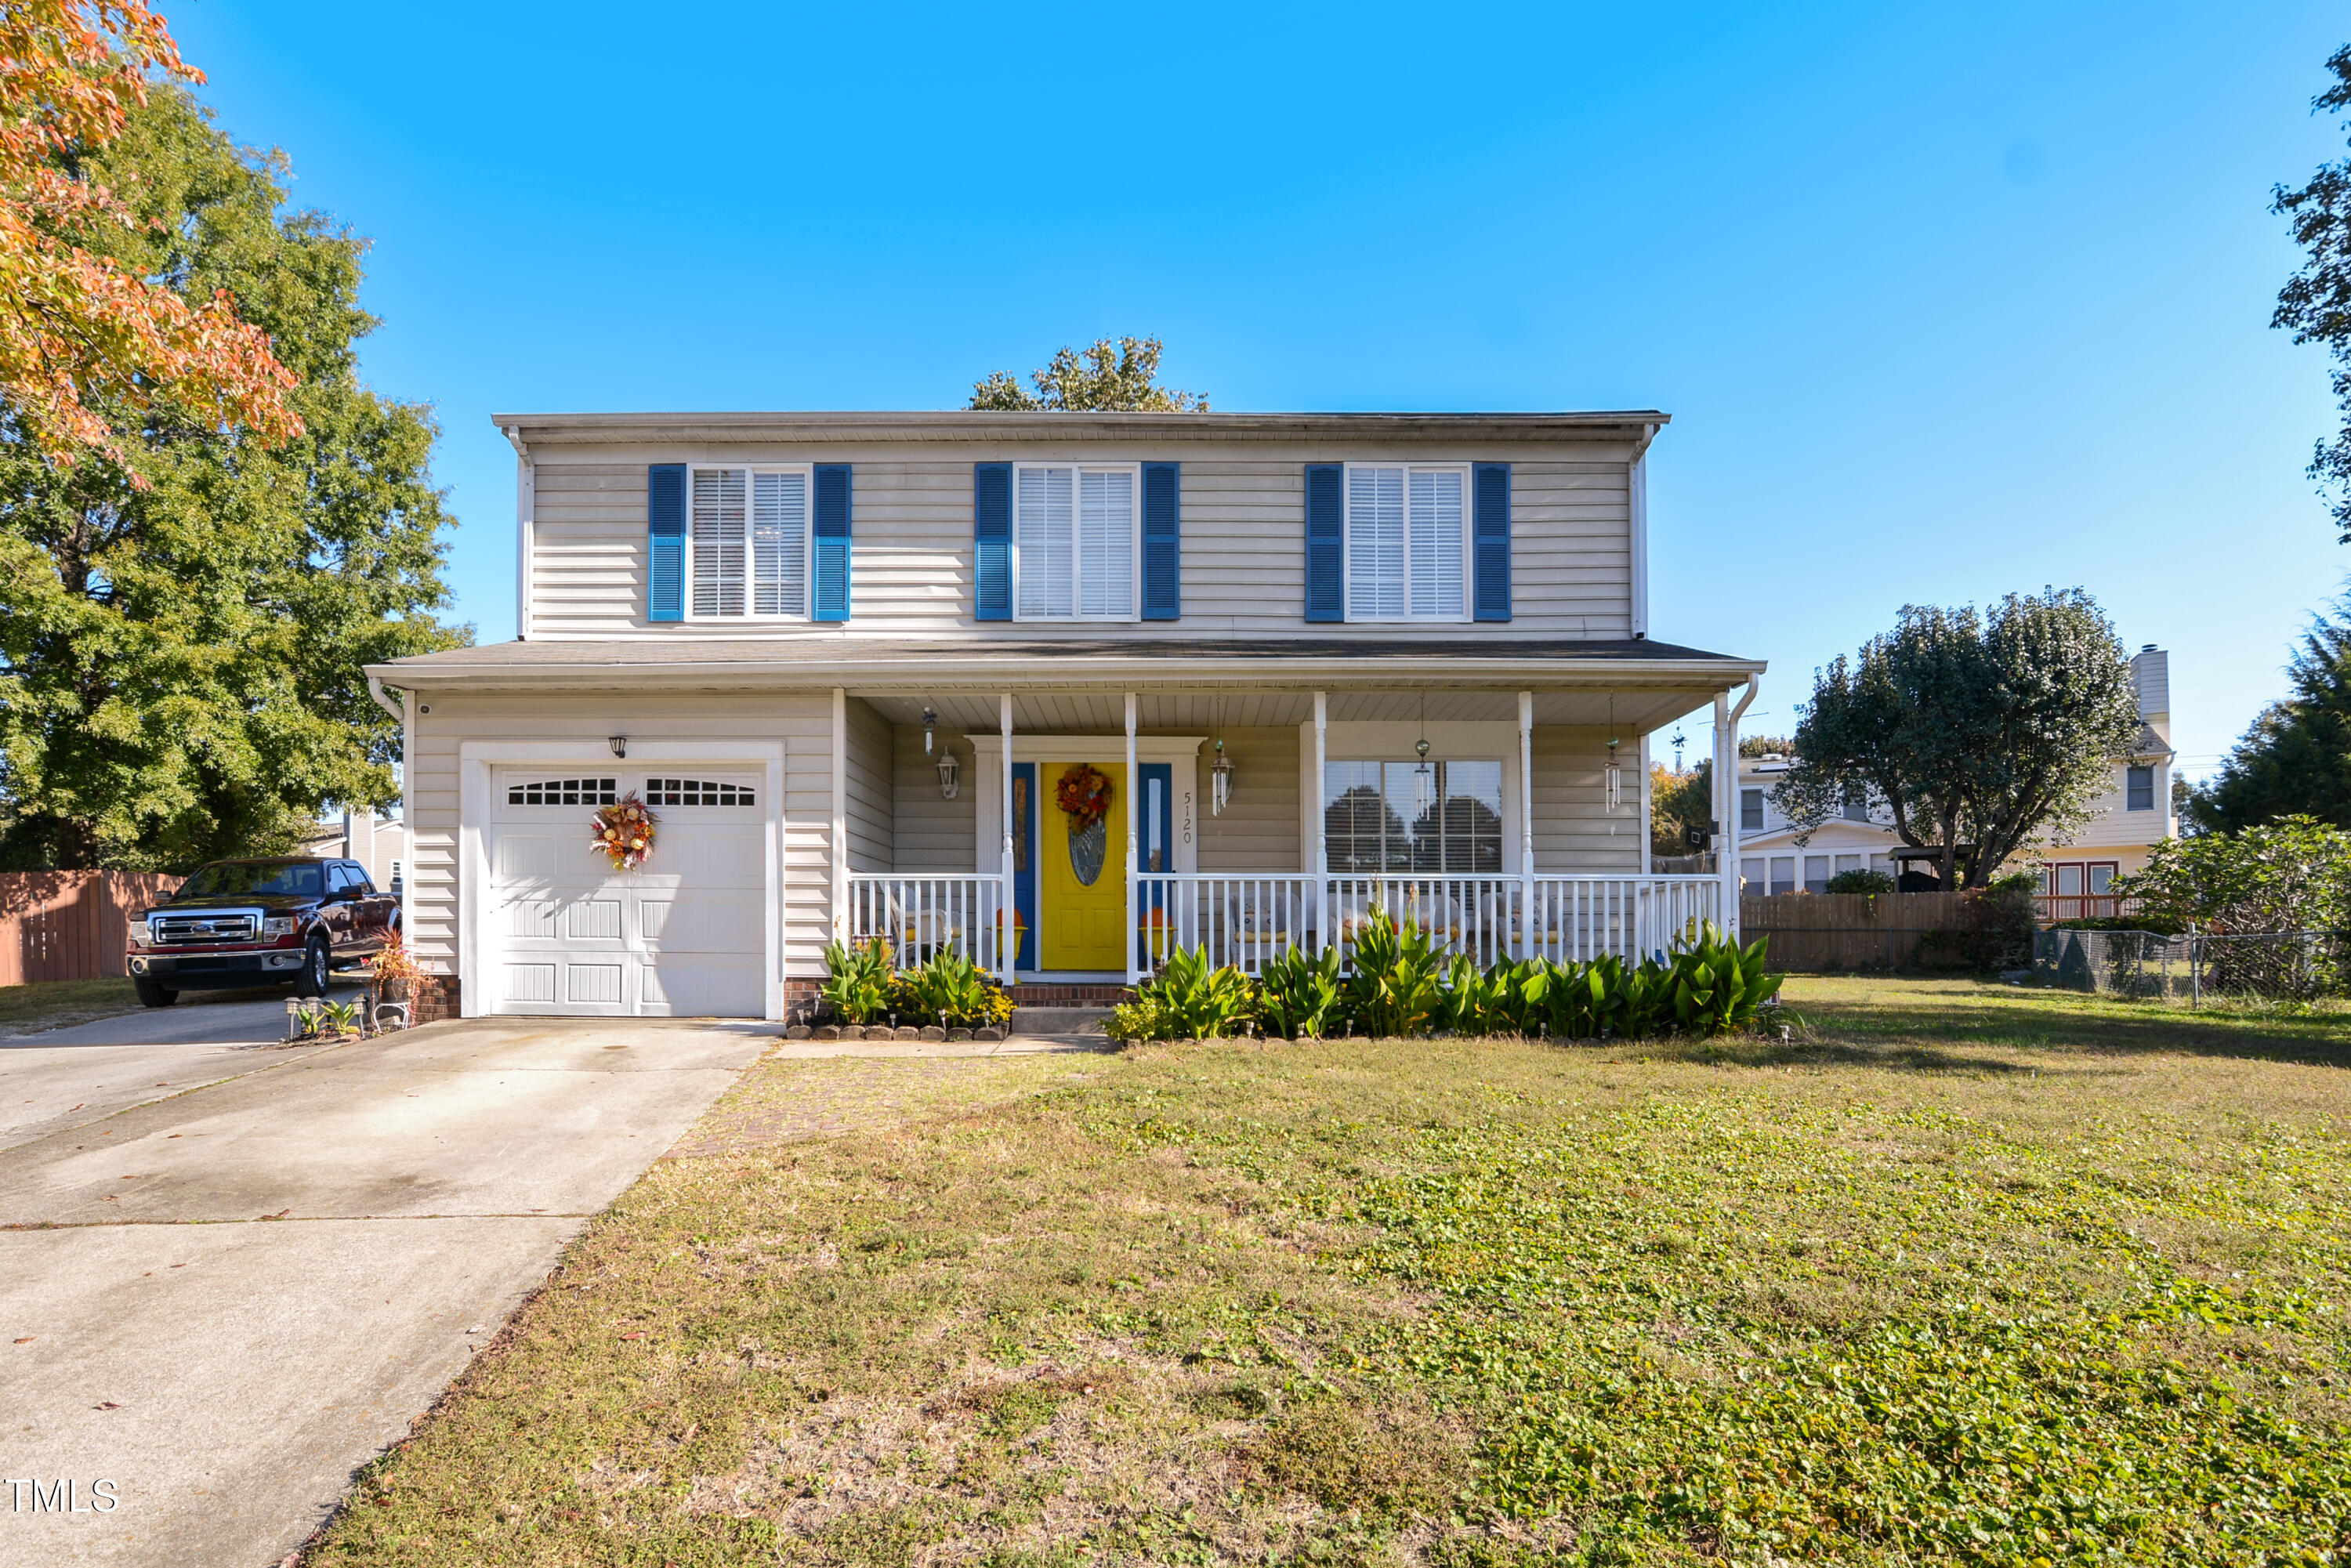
1740, 788, 1766, 831
1322, 759, 1503, 873
1013, 462, 1137, 621
2125, 764, 2155, 811
1344, 462, 1469, 622
689, 465, 810, 619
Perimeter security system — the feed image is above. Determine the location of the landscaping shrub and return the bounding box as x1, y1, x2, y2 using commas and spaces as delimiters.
818, 938, 893, 1025
1822, 867, 1895, 895
1107, 943, 1256, 1041
1254, 941, 1342, 1039
889, 943, 1014, 1030
1114, 911, 1786, 1044
821, 939, 1012, 1030
1341, 909, 1447, 1037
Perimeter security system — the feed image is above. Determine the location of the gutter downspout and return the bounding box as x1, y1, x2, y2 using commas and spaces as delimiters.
368, 675, 414, 949
503, 425, 534, 642
1722, 676, 1760, 938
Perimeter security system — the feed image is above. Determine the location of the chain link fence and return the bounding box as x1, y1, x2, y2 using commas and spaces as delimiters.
2032, 928, 2351, 1005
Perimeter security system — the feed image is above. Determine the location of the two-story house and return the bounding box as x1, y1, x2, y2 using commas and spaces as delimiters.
1733, 644, 2175, 912
364, 410, 1765, 1021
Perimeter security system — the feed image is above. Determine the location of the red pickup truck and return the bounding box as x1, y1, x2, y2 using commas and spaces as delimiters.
126, 856, 399, 1008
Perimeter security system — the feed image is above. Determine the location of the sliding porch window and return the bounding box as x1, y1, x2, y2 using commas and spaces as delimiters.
690, 465, 810, 617
1322, 760, 1503, 873
1015, 464, 1137, 620
1346, 464, 1469, 621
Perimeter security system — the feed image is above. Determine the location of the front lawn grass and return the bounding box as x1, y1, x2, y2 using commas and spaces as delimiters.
306, 977, 2351, 1566
0, 976, 139, 1033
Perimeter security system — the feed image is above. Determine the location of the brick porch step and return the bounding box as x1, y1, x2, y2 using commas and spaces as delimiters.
1002, 983, 1133, 1005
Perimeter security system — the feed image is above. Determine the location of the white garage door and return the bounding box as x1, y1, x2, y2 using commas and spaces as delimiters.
484, 770, 766, 1017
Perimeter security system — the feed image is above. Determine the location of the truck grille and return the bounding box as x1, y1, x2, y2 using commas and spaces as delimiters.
152, 914, 257, 945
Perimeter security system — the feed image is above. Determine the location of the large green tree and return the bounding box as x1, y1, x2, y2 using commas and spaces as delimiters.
1773, 590, 2140, 888
2274, 44, 2351, 543
0, 87, 466, 871
2186, 594, 2351, 833
969, 335, 1209, 411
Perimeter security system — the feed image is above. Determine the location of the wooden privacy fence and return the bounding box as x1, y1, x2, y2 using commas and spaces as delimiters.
1741, 891, 1980, 971
1, 871, 182, 986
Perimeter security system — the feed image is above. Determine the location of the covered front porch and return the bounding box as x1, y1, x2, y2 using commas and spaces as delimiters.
830, 664, 1759, 984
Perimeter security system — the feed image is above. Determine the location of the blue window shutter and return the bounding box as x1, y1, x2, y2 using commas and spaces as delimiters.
813, 464, 852, 621
1304, 464, 1343, 622
1141, 462, 1180, 621
973, 462, 1011, 621
1473, 462, 1512, 622
647, 464, 686, 622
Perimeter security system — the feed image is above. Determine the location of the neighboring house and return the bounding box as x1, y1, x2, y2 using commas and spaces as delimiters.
364, 410, 1764, 1021
1735, 755, 1899, 894
1733, 644, 2176, 914
296, 811, 404, 895
2032, 645, 2175, 921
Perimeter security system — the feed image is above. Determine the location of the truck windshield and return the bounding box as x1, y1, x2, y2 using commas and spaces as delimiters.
174, 862, 324, 899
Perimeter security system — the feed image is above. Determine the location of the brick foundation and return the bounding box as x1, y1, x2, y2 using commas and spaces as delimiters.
409, 973, 462, 1025
1005, 983, 1133, 1006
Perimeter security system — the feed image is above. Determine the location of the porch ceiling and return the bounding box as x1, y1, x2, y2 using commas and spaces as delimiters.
855, 689, 1719, 734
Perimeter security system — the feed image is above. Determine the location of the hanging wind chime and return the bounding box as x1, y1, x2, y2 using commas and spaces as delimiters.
1211, 698, 1234, 817
1604, 697, 1624, 816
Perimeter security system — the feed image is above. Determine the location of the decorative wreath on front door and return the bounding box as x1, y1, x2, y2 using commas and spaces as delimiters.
589, 793, 658, 871
1054, 763, 1113, 828
1056, 764, 1114, 887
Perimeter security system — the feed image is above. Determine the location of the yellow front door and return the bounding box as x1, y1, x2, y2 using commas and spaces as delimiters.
1040, 762, 1126, 971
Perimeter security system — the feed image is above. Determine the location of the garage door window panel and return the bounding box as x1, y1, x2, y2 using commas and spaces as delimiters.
645, 777, 756, 807
506, 777, 618, 807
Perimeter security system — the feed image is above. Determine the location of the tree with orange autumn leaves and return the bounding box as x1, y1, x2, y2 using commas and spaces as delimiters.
0, 0, 299, 474
0, 12, 466, 869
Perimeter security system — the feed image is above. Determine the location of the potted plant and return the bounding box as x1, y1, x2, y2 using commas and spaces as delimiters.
370, 930, 426, 1025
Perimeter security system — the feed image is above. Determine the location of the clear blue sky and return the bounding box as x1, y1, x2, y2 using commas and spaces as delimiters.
169, 0, 2349, 778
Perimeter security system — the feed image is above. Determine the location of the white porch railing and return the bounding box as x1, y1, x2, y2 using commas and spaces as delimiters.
1132, 874, 1725, 976
845, 875, 1009, 972
1136, 875, 1316, 976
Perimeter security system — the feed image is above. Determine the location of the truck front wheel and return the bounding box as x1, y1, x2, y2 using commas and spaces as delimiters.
294, 936, 331, 998
134, 977, 179, 1009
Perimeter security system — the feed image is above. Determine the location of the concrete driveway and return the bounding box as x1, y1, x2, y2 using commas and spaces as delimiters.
0, 1012, 769, 1566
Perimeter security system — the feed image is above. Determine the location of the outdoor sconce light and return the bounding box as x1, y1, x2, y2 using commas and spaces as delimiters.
609, 736, 627, 759
1211, 737, 1234, 817
936, 747, 960, 800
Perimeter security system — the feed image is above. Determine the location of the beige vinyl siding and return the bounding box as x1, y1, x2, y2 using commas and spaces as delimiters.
1194, 726, 1299, 871
1531, 726, 1645, 873
403, 691, 836, 982
892, 722, 977, 871
843, 697, 893, 871
524, 440, 1638, 641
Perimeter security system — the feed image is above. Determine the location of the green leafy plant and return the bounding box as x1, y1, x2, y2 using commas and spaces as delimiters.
1660, 922, 1788, 1037
1823, 867, 1896, 896
1254, 943, 1342, 1039
1439, 951, 1515, 1036
889, 944, 1013, 1030
820, 939, 894, 1026
1109, 945, 1257, 1041
1341, 907, 1447, 1037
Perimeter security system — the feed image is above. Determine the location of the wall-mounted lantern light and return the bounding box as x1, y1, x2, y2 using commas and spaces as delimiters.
937, 747, 960, 799
609, 736, 628, 759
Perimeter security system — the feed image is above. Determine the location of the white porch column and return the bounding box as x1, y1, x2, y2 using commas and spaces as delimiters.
1124, 693, 1139, 984
1518, 691, 1535, 960
1313, 690, 1328, 954
1000, 693, 1015, 986
831, 688, 849, 945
